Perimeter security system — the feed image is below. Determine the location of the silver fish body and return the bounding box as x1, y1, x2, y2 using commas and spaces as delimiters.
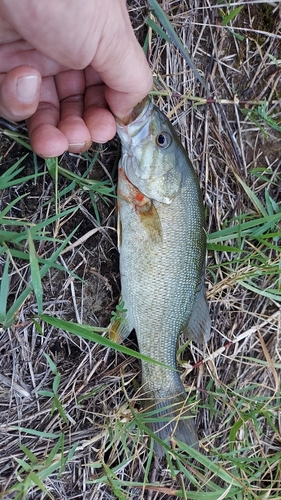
114, 99, 211, 455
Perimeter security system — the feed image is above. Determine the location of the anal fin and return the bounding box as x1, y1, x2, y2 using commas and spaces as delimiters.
181, 274, 211, 344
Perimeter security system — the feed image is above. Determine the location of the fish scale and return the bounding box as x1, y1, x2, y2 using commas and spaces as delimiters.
112, 98, 211, 456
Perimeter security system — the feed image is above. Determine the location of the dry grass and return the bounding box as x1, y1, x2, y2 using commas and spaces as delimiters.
0, 0, 281, 498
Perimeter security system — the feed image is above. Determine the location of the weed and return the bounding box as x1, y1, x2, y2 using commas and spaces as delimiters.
38, 354, 69, 423
3, 434, 77, 500
110, 299, 127, 323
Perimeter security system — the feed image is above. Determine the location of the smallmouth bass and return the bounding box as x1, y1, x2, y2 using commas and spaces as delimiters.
112, 98, 211, 456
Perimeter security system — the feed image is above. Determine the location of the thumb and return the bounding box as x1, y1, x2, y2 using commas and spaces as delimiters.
91, 1, 152, 121
0, 65, 41, 122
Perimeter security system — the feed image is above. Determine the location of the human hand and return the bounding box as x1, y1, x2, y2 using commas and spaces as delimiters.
0, 0, 152, 157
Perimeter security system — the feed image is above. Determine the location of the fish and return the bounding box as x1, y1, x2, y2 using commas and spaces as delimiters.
111, 98, 211, 456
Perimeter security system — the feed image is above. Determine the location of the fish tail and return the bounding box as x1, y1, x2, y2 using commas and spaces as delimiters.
142, 389, 198, 457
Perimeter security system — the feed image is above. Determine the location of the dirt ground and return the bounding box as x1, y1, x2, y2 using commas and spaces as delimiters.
0, 1, 281, 498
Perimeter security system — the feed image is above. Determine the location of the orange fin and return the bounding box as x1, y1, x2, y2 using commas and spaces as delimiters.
138, 202, 162, 244
109, 317, 131, 344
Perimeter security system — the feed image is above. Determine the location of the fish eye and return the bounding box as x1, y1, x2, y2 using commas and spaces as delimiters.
155, 132, 172, 149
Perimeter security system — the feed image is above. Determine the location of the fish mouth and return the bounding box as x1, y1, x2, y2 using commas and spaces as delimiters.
129, 98, 150, 123
116, 97, 151, 126
116, 98, 154, 148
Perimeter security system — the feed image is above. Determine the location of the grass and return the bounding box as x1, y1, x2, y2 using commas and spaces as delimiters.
0, 0, 281, 498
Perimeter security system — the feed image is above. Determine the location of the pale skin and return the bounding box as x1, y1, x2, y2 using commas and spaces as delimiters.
0, 0, 152, 158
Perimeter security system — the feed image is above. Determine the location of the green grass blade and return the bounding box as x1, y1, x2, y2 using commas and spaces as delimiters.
45, 157, 58, 214
45, 436, 63, 467
19, 444, 38, 465
0, 155, 28, 186
10, 427, 61, 439
40, 315, 175, 370
28, 471, 52, 498
265, 188, 280, 215
52, 373, 61, 394
45, 157, 57, 179
208, 212, 281, 243
175, 441, 242, 488
147, 0, 209, 93
28, 230, 43, 315
29, 206, 78, 233
38, 390, 54, 397
221, 6, 244, 26
65, 442, 79, 463
0, 247, 77, 274
207, 243, 243, 252
233, 173, 267, 216
15, 457, 31, 472
0, 193, 29, 218
238, 279, 281, 301
44, 353, 58, 375
2, 129, 32, 150
0, 154, 45, 188
146, 16, 171, 44
3, 171, 45, 189
2, 225, 78, 328
0, 253, 10, 323
52, 395, 69, 423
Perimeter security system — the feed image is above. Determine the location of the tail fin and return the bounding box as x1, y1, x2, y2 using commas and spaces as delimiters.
142, 390, 198, 457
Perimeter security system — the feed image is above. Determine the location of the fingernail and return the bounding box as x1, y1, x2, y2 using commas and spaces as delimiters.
69, 142, 86, 148
17, 75, 40, 103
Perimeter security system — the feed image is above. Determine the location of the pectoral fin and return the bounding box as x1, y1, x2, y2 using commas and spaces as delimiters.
118, 165, 162, 244
138, 202, 162, 244
181, 275, 211, 344
110, 317, 131, 344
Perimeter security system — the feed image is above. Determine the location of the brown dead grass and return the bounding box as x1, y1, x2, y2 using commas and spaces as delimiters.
0, 0, 281, 498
